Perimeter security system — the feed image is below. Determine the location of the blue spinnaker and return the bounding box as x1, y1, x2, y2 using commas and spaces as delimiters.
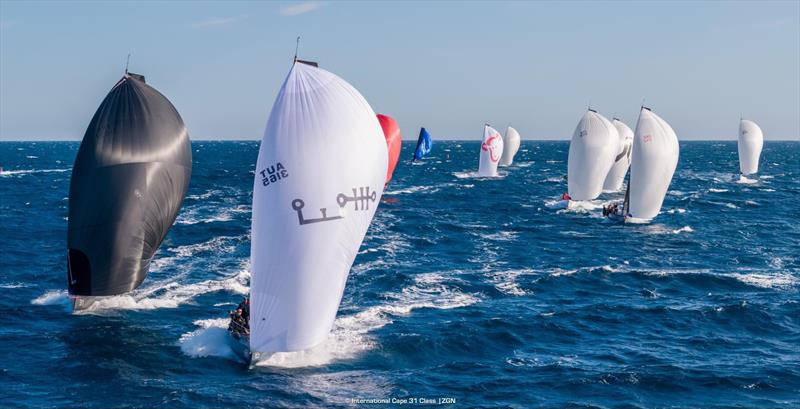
414, 127, 433, 161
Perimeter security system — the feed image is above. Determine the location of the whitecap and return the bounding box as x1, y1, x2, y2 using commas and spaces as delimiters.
0, 282, 29, 289
730, 273, 798, 290
488, 269, 532, 296
31, 290, 69, 305
0, 168, 70, 177
453, 171, 507, 179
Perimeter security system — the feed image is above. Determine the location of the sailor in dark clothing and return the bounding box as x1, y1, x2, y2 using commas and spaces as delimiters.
228, 297, 251, 338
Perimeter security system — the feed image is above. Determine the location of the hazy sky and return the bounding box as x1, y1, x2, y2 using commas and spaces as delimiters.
1, 0, 798, 140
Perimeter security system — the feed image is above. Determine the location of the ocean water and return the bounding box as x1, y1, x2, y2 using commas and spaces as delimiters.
1, 140, 799, 408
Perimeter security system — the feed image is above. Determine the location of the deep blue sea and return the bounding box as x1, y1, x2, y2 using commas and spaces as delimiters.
1, 140, 799, 408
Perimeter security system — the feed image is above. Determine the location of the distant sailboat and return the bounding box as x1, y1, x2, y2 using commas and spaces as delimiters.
413, 127, 433, 161
67, 71, 192, 311
619, 107, 679, 223
602, 118, 634, 192
738, 119, 763, 176
246, 60, 387, 363
477, 124, 504, 177
499, 126, 521, 166
377, 114, 402, 184
567, 109, 619, 201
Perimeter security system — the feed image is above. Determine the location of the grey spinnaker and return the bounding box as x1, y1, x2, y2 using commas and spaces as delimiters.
67, 72, 191, 297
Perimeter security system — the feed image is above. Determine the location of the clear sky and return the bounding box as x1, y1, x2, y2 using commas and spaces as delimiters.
1, 0, 798, 140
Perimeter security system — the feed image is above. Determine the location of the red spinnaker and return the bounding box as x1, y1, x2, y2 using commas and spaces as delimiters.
377, 114, 402, 184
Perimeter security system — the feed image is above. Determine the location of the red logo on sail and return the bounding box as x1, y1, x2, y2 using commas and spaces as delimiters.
482, 133, 502, 162
643, 134, 652, 143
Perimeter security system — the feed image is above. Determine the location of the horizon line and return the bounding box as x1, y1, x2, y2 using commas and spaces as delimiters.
1, 138, 798, 142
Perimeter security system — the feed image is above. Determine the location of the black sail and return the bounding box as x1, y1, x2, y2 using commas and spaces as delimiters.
67, 73, 192, 296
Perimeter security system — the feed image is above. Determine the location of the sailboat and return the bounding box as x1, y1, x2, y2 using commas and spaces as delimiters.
377, 114, 402, 185
67, 71, 192, 311
413, 127, 433, 161
565, 109, 619, 204
241, 59, 387, 363
738, 119, 763, 178
602, 118, 634, 192
499, 126, 521, 166
616, 107, 679, 223
477, 124, 504, 177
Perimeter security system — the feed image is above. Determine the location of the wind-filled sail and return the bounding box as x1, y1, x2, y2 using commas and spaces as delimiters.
499, 126, 521, 166
567, 110, 619, 200
67, 73, 192, 297
413, 128, 432, 160
738, 119, 763, 175
250, 61, 387, 354
602, 118, 634, 191
627, 107, 679, 221
477, 125, 504, 177
377, 114, 402, 184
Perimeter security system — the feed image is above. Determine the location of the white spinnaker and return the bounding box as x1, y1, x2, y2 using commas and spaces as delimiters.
738, 119, 763, 175
499, 126, 521, 166
250, 62, 387, 354
602, 119, 634, 191
478, 125, 504, 176
567, 111, 620, 200
628, 108, 679, 221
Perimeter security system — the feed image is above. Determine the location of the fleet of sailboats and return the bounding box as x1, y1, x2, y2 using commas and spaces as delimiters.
63, 55, 767, 366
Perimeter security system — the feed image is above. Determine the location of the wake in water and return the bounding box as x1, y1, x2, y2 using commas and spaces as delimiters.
32, 261, 250, 314
179, 272, 479, 368
736, 175, 759, 185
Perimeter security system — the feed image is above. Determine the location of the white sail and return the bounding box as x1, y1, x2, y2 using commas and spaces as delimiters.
250, 62, 387, 354
602, 118, 634, 191
627, 108, 679, 221
499, 126, 521, 166
738, 119, 763, 175
567, 110, 620, 200
477, 125, 504, 176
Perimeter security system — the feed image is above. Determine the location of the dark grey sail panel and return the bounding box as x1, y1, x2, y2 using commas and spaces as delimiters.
67, 73, 191, 296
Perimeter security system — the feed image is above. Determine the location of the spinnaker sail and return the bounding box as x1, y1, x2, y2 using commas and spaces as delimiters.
626, 107, 679, 222
477, 124, 504, 177
67, 73, 192, 300
602, 118, 634, 192
377, 114, 402, 184
567, 110, 619, 200
250, 61, 387, 355
413, 128, 432, 160
499, 126, 521, 166
738, 119, 763, 175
